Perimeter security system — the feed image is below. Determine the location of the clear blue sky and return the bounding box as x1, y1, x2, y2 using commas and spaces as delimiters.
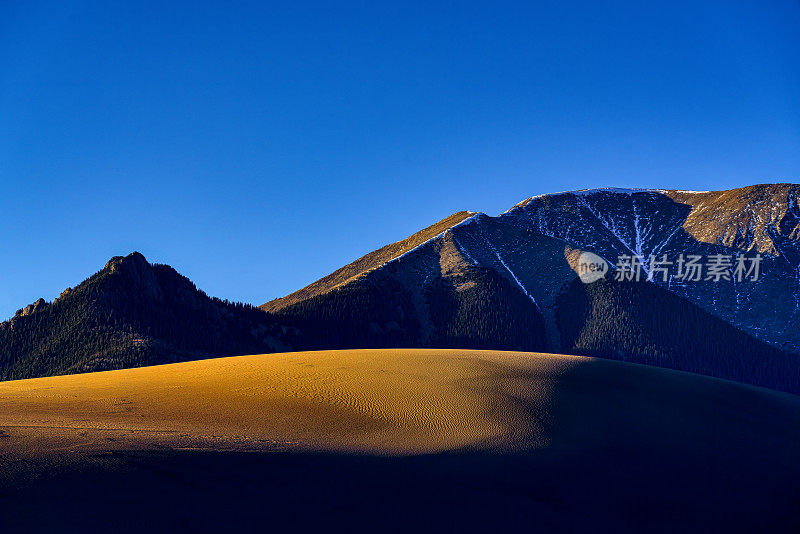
1, 1, 799, 319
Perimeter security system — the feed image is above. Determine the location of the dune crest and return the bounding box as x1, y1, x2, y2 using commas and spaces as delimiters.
0, 350, 587, 455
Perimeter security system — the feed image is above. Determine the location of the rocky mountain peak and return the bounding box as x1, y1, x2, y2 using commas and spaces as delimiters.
104, 251, 150, 273
14, 298, 48, 318
103, 251, 161, 299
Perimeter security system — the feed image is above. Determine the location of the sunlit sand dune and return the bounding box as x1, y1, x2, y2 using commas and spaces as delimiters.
1, 349, 799, 532
0, 349, 583, 454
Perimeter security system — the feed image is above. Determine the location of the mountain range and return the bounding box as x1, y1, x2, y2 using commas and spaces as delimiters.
2, 183, 798, 393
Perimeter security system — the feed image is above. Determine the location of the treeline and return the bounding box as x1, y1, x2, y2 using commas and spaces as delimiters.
277, 272, 421, 350
424, 268, 547, 351
556, 278, 800, 394
278, 266, 548, 353
0, 256, 297, 380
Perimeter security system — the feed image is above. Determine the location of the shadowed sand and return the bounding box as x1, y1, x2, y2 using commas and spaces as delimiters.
1, 349, 799, 532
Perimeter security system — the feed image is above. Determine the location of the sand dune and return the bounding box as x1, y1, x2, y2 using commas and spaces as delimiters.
0, 349, 585, 454
1, 349, 799, 532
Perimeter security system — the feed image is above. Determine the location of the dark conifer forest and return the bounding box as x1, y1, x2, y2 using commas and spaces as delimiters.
556, 278, 799, 393
0, 253, 299, 380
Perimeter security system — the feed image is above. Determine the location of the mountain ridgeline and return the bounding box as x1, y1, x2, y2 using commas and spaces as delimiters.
1, 184, 799, 394
0, 253, 300, 380
266, 183, 800, 394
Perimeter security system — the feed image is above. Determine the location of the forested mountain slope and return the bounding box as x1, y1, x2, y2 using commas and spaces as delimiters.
0, 253, 299, 380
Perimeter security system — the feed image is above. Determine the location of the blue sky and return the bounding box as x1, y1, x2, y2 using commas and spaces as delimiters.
1, 0, 799, 319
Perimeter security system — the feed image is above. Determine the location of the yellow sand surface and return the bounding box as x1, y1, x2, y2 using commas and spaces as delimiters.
2, 349, 800, 532
0, 349, 587, 455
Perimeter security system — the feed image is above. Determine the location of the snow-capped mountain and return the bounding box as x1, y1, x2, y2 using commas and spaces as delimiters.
496, 183, 800, 352
265, 183, 800, 393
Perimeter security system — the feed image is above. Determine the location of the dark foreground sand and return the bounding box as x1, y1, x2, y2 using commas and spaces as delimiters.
1, 349, 799, 533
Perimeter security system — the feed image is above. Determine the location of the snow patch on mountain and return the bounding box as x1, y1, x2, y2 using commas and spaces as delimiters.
452, 234, 476, 265
474, 217, 541, 310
